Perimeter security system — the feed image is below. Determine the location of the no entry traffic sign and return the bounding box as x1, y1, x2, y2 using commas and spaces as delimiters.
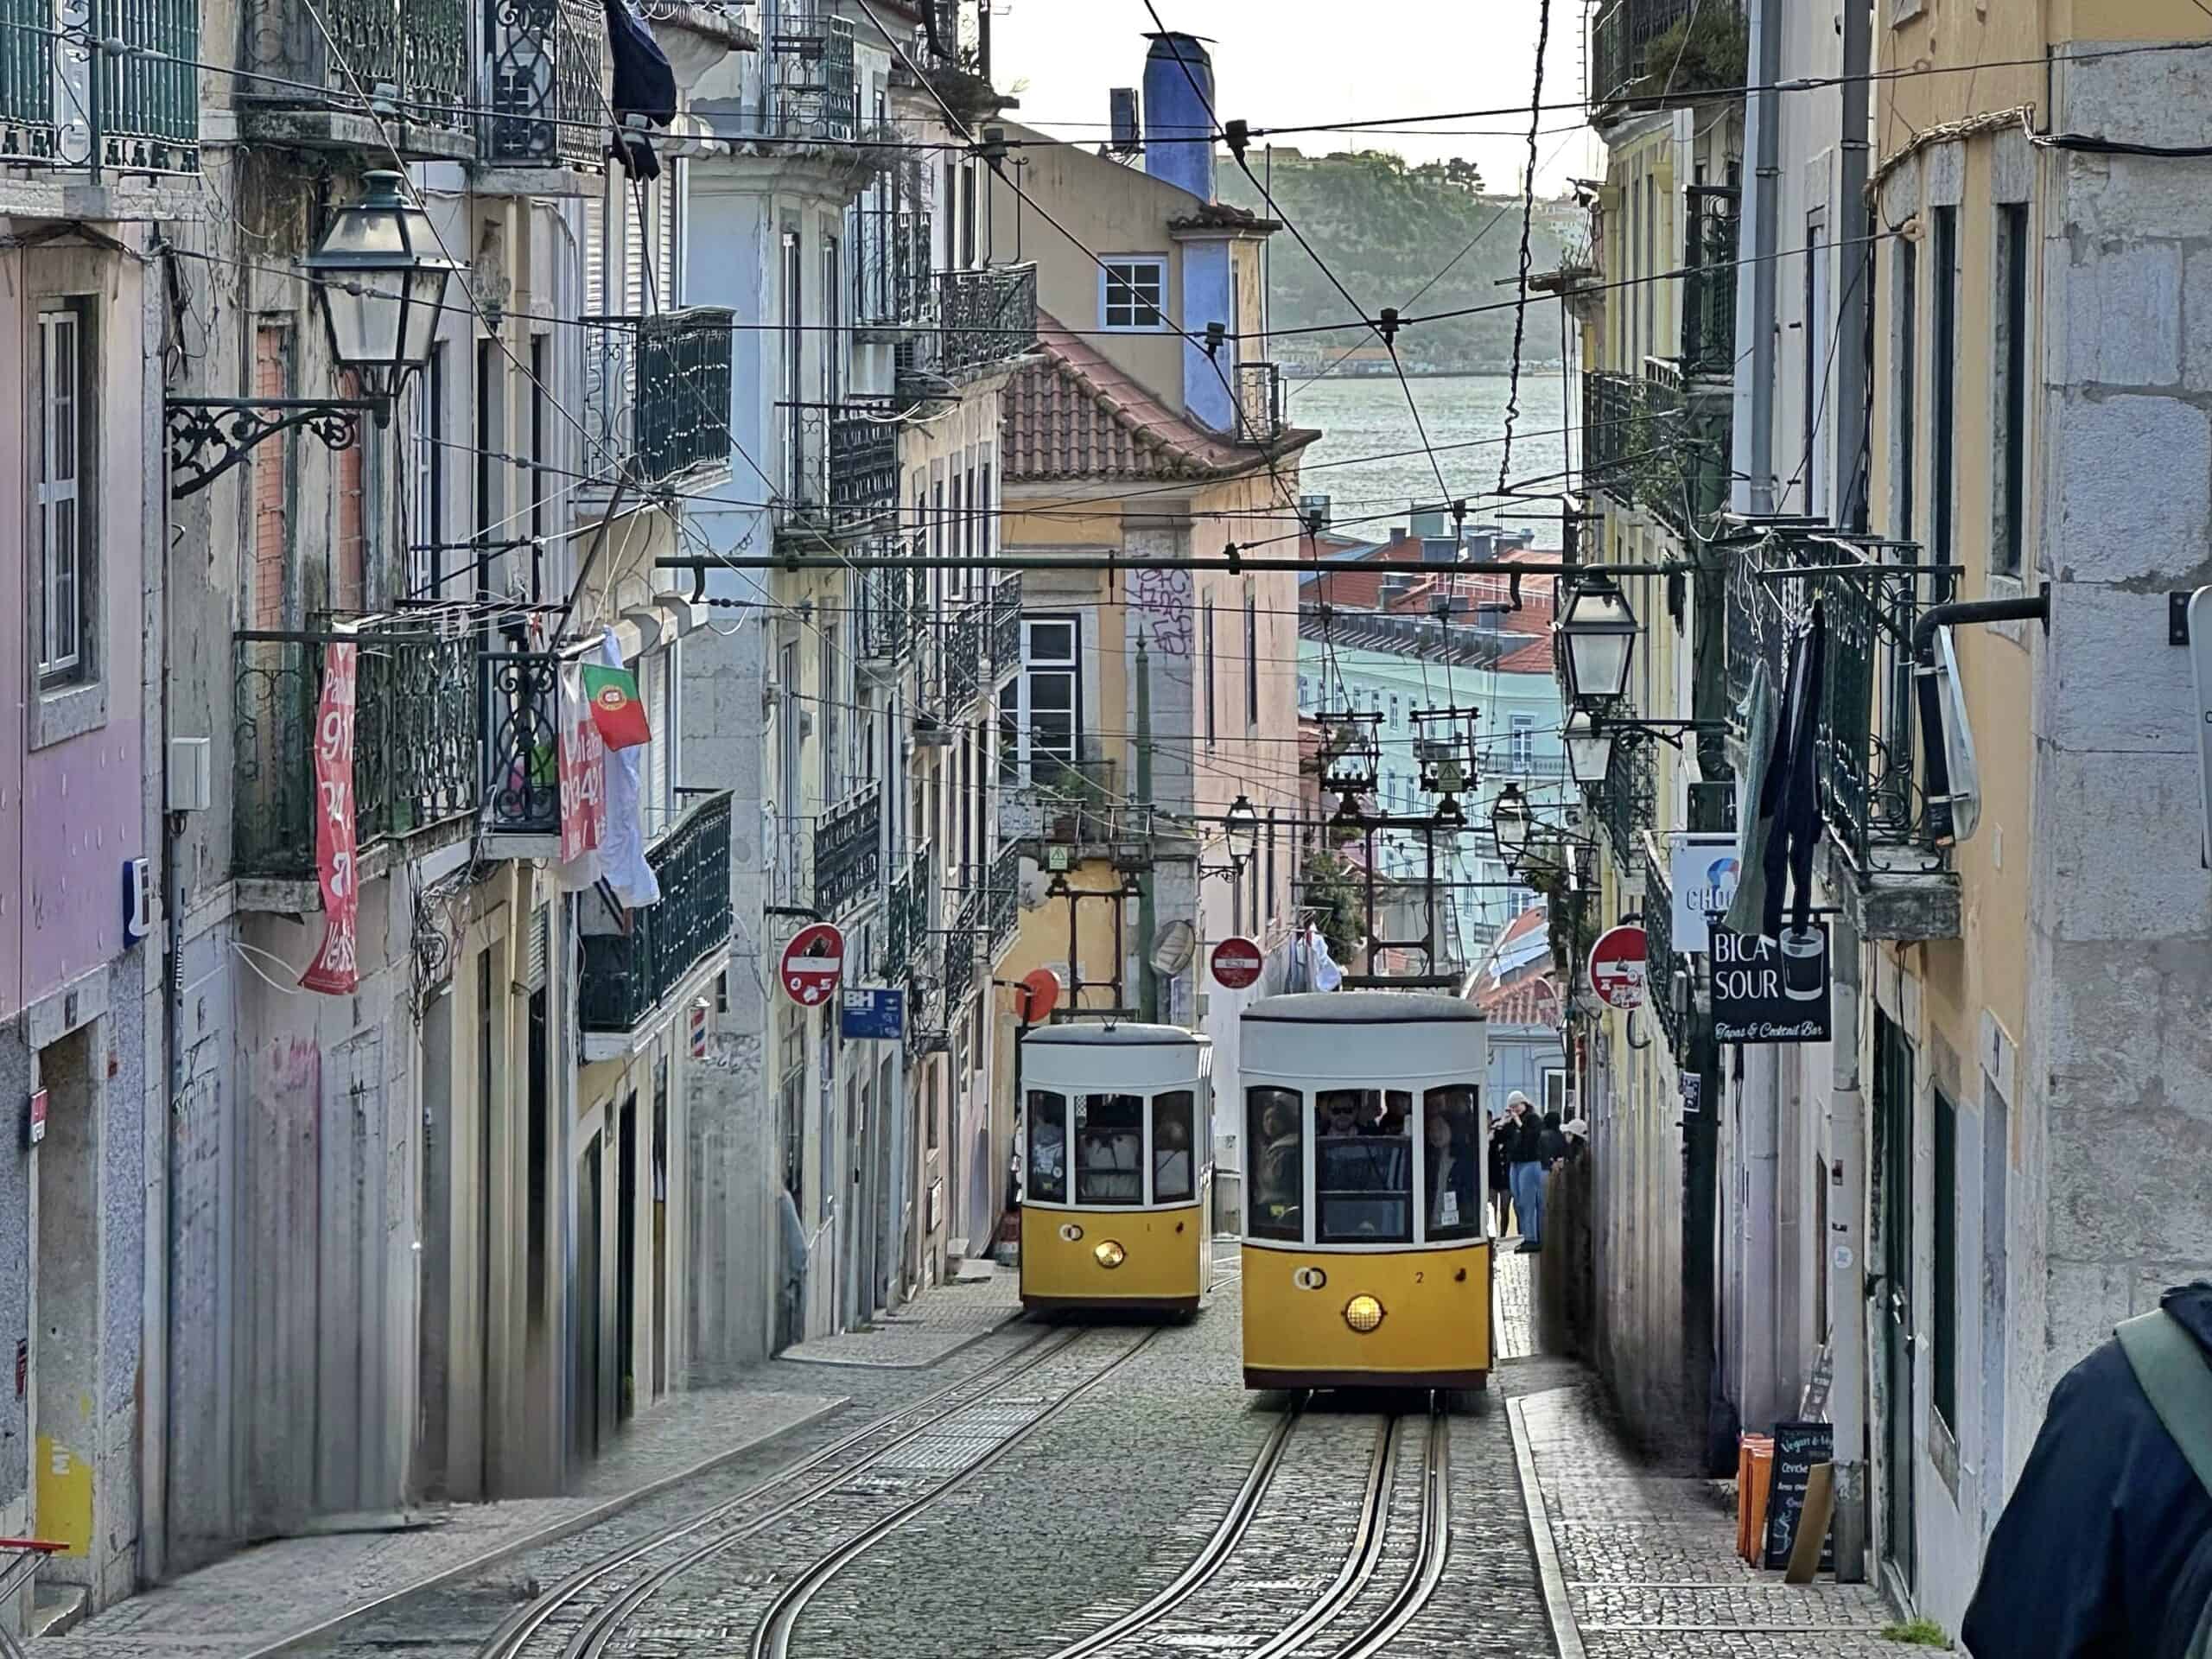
781, 922, 845, 1006
1588, 924, 1649, 1011
1211, 936, 1264, 990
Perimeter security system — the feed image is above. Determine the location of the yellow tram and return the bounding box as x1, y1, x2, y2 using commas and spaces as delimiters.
1238, 991, 1491, 1390
1018, 1023, 1215, 1315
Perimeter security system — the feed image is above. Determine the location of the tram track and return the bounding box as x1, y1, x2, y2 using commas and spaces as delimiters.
474, 1323, 1084, 1659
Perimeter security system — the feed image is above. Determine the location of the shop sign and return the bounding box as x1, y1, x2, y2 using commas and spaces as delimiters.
840, 987, 906, 1040
301, 640, 361, 995
1669, 832, 1740, 952
1711, 924, 1832, 1044
557, 661, 607, 863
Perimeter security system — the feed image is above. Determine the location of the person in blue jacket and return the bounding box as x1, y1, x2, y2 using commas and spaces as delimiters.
1962, 1283, 2212, 1657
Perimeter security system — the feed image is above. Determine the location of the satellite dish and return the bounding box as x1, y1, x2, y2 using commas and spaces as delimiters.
1150, 920, 1197, 977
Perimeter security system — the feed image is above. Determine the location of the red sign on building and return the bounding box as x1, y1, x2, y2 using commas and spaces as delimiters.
301, 640, 361, 995
1211, 936, 1264, 990
1587, 924, 1649, 1011
781, 922, 846, 1006
557, 661, 607, 863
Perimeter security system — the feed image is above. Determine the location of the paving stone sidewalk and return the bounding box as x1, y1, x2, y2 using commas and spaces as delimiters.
779, 1260, 1025, 1369
1510, 1382, 1904, 1657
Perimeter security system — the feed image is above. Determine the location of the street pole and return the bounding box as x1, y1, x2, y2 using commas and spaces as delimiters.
1135, 632, 1160, 1022
1827, 908, 1869, 1580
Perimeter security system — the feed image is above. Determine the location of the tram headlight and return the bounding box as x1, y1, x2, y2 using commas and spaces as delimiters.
1343, 1294, 1386, 1333
1094, 1240, 1127, 1269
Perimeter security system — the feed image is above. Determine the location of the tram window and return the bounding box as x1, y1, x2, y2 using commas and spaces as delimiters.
1315, 1089, 1413, 1243
1027, 1090, 1067, 1204
1247, 1087, 1304, 1240
1152, 1090, 1195, 1203
1421, 1087, 1483, 1242
1075, 1093, 1143, 1205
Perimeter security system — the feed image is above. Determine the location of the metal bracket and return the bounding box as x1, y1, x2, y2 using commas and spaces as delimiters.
166, 397, 385, 500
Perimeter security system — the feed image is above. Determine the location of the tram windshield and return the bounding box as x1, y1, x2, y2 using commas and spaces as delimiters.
1247, 1087, 1303, 1240
1152, 1090, 1195, 1203
1315, 1090, 1413, 1243
1075, 1093, 1143, 1204
1027, 1090, 1067, 1204
1422, 1086, 1483, 1241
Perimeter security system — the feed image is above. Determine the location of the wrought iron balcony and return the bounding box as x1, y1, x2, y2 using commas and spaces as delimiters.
1582, 370, 1637, 503
988, 574, 1021, 679
933, 594, 987, 712
1590, 0, 1745, 116
481, 0, 605, 168
1235, 362, 1285, 444
924, 264, 1038, 378
1724, 532, 1955, 871
238, 0, 468, 155
770, 811, 811, 911
1681, 186, 1740, 381
855, 207, 932, 333
1643, 837, 1695, 1063
580, 791, 735, 1041
997, 758, 1153, 850
1596, 716, 1655, 874
764, 1, 855, 141
480, 647, 561, 842
857, 556, 921, 662
813, 783, 881, 920
1636, 359, 1731, 539
583, 308, 736, 489
987, 838, 1020, 957
880, 840, 930, 979
828, 398, 899, 519
942, 885, 979, 1005
1, 0, 200, 172
234, 620, 475, 881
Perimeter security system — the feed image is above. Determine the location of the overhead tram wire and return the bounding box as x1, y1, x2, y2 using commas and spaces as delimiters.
1494, 0, 1553, 495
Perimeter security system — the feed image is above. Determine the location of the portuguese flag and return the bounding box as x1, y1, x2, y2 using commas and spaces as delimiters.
580, 663, 651, 750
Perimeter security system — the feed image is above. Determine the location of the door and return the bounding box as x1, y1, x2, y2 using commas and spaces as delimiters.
576, 1138, 602, 1464
1874, 1009, 1916, 1592
616, 1097, 638, 1424
416, 988, 454, 1500
652, 1071, 669, 1402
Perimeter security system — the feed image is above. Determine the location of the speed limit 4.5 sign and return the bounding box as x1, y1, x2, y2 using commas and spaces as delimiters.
1587, 924, 1648, 1011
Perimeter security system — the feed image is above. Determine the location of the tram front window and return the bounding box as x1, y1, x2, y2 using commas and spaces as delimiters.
1316, 1090, 1413, 1243
1075, 1094, 1143, 1204
1153, 1090, 1195, 1203
1247, 1087, 1304, 1240
1423, 1086, 1483, 1241
1027, 1090, 1067, 1204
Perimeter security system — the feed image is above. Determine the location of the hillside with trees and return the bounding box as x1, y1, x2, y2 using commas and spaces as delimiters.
1217, 148, 1584, 373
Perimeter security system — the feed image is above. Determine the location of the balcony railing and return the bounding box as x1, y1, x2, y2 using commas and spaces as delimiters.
1725, 533, 1954, 866
828, 399, 899, 519
857, 556, 922, 662
765, 2, 855, 141
924, 264, 1038, 378
931, 594, 988, 713
234, 621, 475, 880
1681, 186, 1740, 380
1596, 720, 1655, 874
997, 758, 1154, 849
1591, 0, 1745, 114
1498, 751, 1571, 780
989, 574, 1021, 679
1582, 370, 1637, 501
1643, 837, 1694, 1062
1637, 359, 1731, 538
238, 0, 466, 149
942, 886, 979, 1004
880, 841, 929, 979
987, 838, 1020, 956
2, 0, 200, 171
481, 0, 604, 167
1235, 361, 1285, 444
813, 784, 881, 920
855, 207, 932, 331
481, 647, 561, 839
580, 791, 735, 1035
583, 308, 736, 489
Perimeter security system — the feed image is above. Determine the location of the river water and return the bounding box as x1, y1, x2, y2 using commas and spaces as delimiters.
1285, 371, 1569, 547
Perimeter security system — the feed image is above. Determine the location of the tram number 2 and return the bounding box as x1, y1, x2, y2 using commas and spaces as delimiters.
1414, 1272, 1423, 1284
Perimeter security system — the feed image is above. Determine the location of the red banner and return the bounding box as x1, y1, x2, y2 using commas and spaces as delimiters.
300, 640, 361, 995
558, 661, 607, 863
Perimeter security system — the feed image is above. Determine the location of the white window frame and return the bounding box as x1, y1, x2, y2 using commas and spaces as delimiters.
1099, 256, 1167, 332
36, 304, 87, 688
1508, 713, 1536, 772
1009, 614, 1082, 783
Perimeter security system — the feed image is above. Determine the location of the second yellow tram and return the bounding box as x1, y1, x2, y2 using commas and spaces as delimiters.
1237, 991, 1492, 1390
1018, 1022, 1214, 1315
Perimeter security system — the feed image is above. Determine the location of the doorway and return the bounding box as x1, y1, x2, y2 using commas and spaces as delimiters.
416, 988, 454, 1500
33, 1028, 99, 1580
576, 1137, 602, 1464
1874, 1009, 1916, 1594
652, 1065, 668, 1401
616, 1096, 638, 1424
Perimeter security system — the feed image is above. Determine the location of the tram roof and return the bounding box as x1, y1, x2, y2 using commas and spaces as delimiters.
1026, 1020, 1206, 1046
1243, 991, 1484, 1026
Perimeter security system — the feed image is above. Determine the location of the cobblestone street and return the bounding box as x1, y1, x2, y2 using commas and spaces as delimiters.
21, 1249, 1918, 1659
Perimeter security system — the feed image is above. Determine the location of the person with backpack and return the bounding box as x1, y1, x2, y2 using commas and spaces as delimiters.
1962, 1282, 2212, 1657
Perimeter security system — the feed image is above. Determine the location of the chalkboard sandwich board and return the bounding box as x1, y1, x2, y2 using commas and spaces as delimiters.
1762, 1420, 1837, 1571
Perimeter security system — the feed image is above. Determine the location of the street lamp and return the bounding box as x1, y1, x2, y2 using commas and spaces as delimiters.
302, 170, 461, 411
1556, 572, 1639, 708
1564, 709, 1617, 787
1491, 783, 1531, 868
1224, 793, 1261, 871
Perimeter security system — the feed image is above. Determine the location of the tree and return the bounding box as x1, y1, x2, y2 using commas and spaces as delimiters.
1299, 848, 1367, 965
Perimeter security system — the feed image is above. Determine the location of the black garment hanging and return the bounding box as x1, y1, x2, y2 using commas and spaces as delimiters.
606, 0, 677, 128
1758, 598, 1827, 942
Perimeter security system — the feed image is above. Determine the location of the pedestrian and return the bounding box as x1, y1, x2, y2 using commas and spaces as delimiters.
1962, 1282, 2212, 1658
1560, 1116, 1589, 1166
1539, 1109, 1569, 1166
776, 1182, 809, 1352
1504, 1091, 1546, 1254
1488, 1107, 1516, 1237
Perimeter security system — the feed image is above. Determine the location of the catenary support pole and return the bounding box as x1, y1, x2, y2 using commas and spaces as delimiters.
1827, 906, 1868, 1580
1135, 633, 1159, 1022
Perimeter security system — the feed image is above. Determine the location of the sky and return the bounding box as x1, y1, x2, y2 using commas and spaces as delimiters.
989, 0, 1599, 199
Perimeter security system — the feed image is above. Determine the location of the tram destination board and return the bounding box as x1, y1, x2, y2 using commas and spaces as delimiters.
1763, 1420, 1836, 1570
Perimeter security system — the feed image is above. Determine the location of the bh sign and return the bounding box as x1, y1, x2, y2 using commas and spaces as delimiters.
1587, 924, 1648, 1010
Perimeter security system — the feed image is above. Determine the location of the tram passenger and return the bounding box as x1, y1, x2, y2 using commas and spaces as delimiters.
1424, 1102, 1478, 1235
1256, 1098, 1302, 1228
1154, 1113, 1193, 1202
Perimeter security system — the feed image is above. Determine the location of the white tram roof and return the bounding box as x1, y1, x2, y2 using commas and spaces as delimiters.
1023, 1021, 1211, 1092
1239, 992, 1487, 1088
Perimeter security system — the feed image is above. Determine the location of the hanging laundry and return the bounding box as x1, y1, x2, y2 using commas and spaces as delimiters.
1759, 598, 1827, 941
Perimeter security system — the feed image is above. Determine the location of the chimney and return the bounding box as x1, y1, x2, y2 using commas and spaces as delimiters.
1142, 33, 1217, 202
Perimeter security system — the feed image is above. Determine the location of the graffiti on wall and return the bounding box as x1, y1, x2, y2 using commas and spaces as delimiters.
1128, 566, 1193, 657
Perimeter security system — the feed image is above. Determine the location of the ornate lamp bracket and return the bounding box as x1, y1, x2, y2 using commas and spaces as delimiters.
166, 397, 386, 500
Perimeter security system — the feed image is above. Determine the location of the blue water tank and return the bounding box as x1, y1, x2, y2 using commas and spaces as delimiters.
1142, 33, 1216, 203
